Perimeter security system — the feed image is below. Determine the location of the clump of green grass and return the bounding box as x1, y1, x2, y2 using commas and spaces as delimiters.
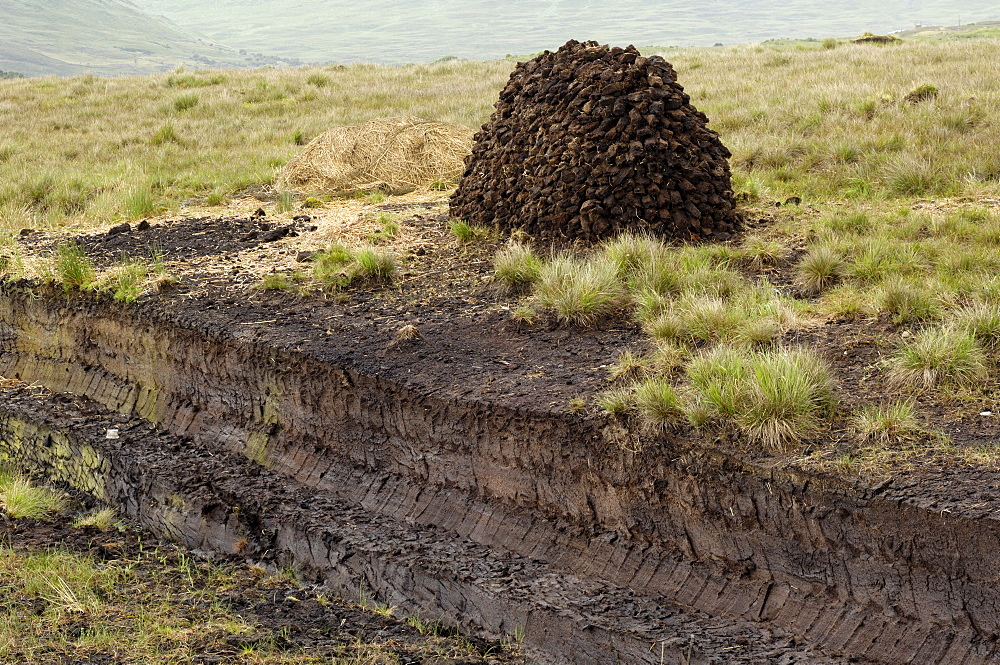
493, 241, 542, 290
102, 259, 148, 302
632, 377, 685, 428
886, 326, 988, 390
685, 346, 751, 419
953, 302, 1000, 349
796, 245, 842, 295
735, 234, 785, 269
150, 123, 179, 145
737, 348, 837, 448
306, 72, 332, 87
884, 154, 946, 197
364, 189, 388, 205
366, 214, 400, 244
601, 233, 665, 279
52, 242, 96, 291
737, 317, 782, 347
686, 346, 836, 449
124, 187, 161, 219
0, 471, 67, 520
354, 248, 397, 282
533, 255, 627, 326
72, 507, 121, 531
875, 278, 939, 323
607, 349, 649, 381
449, 218, 489, 243
312, 243, 354, 288
510, 303, 539, 326
597, 386, 634, 415
277, 190, 296, 213
851, 399, 921, 444
173, 93, 199, 111
311, 244, 396, 291
256, 273, 292, 290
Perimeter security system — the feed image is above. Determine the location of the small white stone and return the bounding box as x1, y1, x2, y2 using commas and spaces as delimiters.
901, 330, 912, 338
105, 428, 119, 440
980, 411, 993, 417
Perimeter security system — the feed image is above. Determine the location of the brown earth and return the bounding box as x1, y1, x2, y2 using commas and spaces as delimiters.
2, 196, 1000, 664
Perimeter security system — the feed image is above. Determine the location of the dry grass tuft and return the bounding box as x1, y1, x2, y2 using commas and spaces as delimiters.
886, 326, 988, 391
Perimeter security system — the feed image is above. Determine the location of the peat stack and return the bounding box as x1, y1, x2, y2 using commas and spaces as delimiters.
450, 40, 740, 242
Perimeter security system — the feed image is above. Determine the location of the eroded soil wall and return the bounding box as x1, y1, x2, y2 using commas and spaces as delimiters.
2, 284, 1000, 663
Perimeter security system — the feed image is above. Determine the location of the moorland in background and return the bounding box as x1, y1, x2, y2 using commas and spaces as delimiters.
1, 35, 998, 230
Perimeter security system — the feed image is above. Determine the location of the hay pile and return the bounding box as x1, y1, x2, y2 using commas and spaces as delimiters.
278, 117, 474, 194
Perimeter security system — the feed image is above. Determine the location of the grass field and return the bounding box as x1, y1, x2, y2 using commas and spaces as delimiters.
1, 36, 998, 231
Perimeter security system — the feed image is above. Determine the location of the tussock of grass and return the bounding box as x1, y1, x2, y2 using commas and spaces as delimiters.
354, 248, 397, 281
173, 93, 199, 111
0, 472, 67, 520
449, 219, 489, 243
796, 245, 842, 295
73, 507, 121, 531
493, 242, 542, 290
52, 242, 96, 291
632, 377, 685, 428
686, 347, 836, 448
510, 303, 539, 325
601, 233, 666, 279
875, 278, 939, 323
256, 273, 292, 290
311, 243, 396, 291
101, 259, 148, 302
366, 214, 400, 244
685, 346, 751, 418
953, 302, 1000, 349
886, 326, 988, 390
735, 234, 785, 268
533, 255, 627, 326
851, 399, 922, 444
607, 349, 648, 382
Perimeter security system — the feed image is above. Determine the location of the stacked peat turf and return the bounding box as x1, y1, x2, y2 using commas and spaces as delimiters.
450, 40, 740, 242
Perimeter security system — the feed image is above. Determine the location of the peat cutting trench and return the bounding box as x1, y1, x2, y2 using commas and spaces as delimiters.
2, 213, 1000, 664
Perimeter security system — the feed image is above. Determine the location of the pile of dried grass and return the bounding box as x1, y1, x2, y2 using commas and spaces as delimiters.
278, 117, 474, 194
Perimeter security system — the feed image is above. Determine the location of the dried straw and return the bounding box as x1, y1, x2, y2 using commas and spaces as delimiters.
278, 116, 474, 193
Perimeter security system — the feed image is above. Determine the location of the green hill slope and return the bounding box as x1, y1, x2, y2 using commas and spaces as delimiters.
132, 0, 1000, 63
0, 0, 295, 77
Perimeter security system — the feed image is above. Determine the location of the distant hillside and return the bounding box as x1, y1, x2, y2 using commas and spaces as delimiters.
0, 0, 297, 77
132, 0, 1000, 64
